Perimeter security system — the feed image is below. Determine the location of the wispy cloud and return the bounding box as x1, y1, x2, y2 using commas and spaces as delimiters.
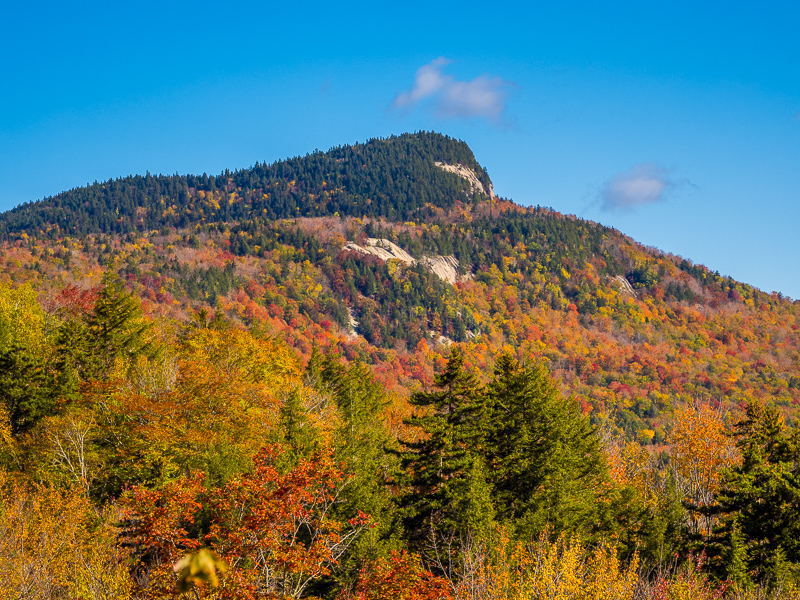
600, 163, 677, 212
392, 57, 514, 123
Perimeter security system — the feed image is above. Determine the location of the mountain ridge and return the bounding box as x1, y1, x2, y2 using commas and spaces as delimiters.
0, 132, 492, 239
1, 132, 798, 441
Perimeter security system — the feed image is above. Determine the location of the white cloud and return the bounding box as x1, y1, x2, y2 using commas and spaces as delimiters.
392, 57, 513, 123
601, 163, 675, 212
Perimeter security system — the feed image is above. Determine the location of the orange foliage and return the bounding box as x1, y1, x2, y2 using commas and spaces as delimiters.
341, 550, 452, 600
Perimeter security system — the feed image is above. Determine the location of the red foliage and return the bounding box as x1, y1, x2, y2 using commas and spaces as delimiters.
44, 284, 99, 319
340, 551, 452, 600
121, 446, 368, 599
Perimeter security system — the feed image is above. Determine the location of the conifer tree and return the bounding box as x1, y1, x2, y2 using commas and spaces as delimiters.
724, 520, 753, 592
275, 389, 318, 468
702, 401, 800, 586
305, 351, 399, 592
56, 276, 155, 382
0, 343, 59, 434
480, 354, 605, 538
0, 284, 63, 434
399, 347, 486, 546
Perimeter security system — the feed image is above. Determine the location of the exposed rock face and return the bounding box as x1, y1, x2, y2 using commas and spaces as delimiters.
427, 330, 454, 347
611, 275, 636, 297
346, 307, 359, 339
421, 255, 461, 285
343, 238, 467, 285
434, 162, 494, 198
343, 238, 415, 264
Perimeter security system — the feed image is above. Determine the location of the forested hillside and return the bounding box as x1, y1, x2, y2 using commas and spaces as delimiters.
1, 132, 799, 599
0, 132, 489, 238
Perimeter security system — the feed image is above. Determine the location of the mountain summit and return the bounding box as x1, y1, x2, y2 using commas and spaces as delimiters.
0, 132, 492, 239
0, 132, 798, 441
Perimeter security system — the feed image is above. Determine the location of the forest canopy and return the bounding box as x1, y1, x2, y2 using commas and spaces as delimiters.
1, 132, 799, 598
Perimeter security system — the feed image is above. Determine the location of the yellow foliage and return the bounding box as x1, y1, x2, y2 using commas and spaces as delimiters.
0, 282, 48, 352
454, 528, 639, 600
670, 402, 739, 506
175, 548, 228, 593
0, 479, 133, 599
0, 405, 12, 449
181, 327, 302, 388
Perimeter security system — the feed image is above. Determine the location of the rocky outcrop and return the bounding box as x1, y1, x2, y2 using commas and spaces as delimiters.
434, 162, 494, 198
343, 238, 467, 285
344, 238, 415, 264
346, 307, 359, 339
421, 255, 461, 285
611, 275, 636, 297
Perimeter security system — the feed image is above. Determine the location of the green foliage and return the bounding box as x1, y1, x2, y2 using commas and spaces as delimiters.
179, 260, 238, 303
480, 354, 606, 538
323, 253, 471, 348
400, 347, 484, 545
274, 388, 319, 467
0, 342, 60, 434
0, 132, 490, 239
55, 276, 156, 382
724, 520, 753, 592
702, 401, 800, 586
401, 349, 610, 553
0, 283, 62, 434
0, 277, 155, 437
307, 350, 403, 591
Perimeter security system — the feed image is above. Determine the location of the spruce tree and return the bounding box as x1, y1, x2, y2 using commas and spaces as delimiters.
398, 347, 486, 546
59, 276, 156, 382
724, 520, 753, 592
481, 354, 605, 538
0, 343, 60, 434
275, 388, 318, 467
304, 351, 400, 591
703, 401, 800, 585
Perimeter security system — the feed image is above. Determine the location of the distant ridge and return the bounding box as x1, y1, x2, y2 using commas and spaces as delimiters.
0, 132, 492, 240
0, 130, 798, 431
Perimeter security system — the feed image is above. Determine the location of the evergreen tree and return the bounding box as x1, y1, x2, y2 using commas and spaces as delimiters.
56, 276, 156, 382
0, 343, 60, 434
398, 347, 487, 546
274, 389, 318, 468
702, 401, 800, 585
480, 354, 605, 538
724, 519, 753, 592
305, 351, 401, 592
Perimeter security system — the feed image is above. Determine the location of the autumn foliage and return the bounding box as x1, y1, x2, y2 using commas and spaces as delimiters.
120, 446, 369, 599
340, 551, 451, 600
1, 133, 800, 598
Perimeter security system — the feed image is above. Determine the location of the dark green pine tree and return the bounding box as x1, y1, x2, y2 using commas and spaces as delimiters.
702, 401, 800, 586
481, 354, 605, 538
723, 519, 753, 593
303, 351, 401, 595
316, 353, 395, 530
272, 388, 319, 471
398, 347, 490, 547
56, 276, 156, 383
0, 308, 70, 436
0, 342, 60, 435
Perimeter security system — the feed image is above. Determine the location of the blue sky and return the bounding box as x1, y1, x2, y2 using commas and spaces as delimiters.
2, 1, 799, 298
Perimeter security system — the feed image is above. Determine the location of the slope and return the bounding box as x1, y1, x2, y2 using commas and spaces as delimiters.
0, 132, 490, 239
0, 132, 798, 443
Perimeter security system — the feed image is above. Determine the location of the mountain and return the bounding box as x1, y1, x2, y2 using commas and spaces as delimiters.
1, 131, 798, 442
3, 132, 800, 598
0, 132, 490, 239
